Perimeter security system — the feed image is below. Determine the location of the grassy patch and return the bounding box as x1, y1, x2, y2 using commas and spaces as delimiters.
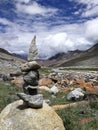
39, 67, 52, 75
0, 81, 23, 112
89, 101, 98, 110
56, 102, 98, 130
40, 91, 74, 105
61, 67, 98, 71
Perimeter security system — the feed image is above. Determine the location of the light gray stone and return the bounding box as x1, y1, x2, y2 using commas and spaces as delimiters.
0, 100, 65, 130
67, 88, 84, 100
20, 62, 30, 72
43, 99, 51, 106
20, 61, 40, 72
50, 85, 59, 94
17, 93, 43, 108
28, 61, 41, 70
28, 35, 39, 61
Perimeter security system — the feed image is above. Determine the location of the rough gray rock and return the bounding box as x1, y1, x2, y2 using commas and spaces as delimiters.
0, 100, 65, 130
23, 70, 39, 86
17, 93, 43, 108
10, 71, 22, 77
28, 61, 41, 69
20, 61, 40, 72
28, 35, 39, 61
67, 88, 84, 101
20, 62, 30, 72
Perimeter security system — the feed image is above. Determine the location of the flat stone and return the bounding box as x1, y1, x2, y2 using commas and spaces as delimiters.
17, 93, 43, 108
20, 61, 40, 72
28, 61, 41, 70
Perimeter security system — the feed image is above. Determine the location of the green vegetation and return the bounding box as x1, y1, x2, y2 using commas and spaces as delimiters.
61, 67, 98, 71
39, 67, 52, 75
0, 81, 23, 112
89, 100, 98, 109
41, 91, 72, 105
40, 91, 98, 129
57, 102, 98, 130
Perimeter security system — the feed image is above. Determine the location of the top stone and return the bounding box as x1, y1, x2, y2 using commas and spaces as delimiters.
28, 35, 39, 61
20, 61, 41, 72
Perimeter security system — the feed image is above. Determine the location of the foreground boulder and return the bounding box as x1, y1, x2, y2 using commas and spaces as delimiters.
0, 100, 65, 130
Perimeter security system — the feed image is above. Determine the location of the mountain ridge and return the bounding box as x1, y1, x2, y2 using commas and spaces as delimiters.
39, 43, 98, 67
0, 48, 26, 75
0, 43, 98, 70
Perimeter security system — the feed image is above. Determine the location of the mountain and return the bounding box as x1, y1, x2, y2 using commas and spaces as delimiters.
0, 48, 12, 55
38, 49, 83, 67
39, 43, 98, 68
12, 53, 27, 60
49, 50, 82, 60
0, 48, 26, 75
60, 43, 98, 67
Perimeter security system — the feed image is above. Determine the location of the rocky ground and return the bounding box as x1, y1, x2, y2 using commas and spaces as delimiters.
0, 66, 98, 129
10, 67, 98, 100
0, 52, 26, 80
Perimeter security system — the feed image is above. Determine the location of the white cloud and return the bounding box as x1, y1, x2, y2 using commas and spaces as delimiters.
72, 0, 98, 6
11, 50, 26, 54
38, 31, 92, 59
70, 0, 98, 17
85, 18, 98, 42
16, 1, 58, 16
82, 6, 98, 17
0, 16, 97, 59
0, 11, 98, 59
15, 0, 30, 4
0, 18, 12, 25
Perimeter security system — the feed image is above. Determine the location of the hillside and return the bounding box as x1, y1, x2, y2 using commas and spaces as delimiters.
0, 48, 26, 75
60, 43, 98, 67
39, 43, 98, 68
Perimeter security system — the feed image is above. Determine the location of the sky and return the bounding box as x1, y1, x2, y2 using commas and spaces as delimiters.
0, 0, 98, 59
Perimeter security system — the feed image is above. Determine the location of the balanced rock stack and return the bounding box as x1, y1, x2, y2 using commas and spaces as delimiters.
17, 36, 43, 109
20, 61, 40, 94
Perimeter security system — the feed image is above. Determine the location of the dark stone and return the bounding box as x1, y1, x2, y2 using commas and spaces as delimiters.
2, 74, 13, 81
27, 87, 38, 95
10, 71, 22, 77
23, 70, 39, 86
23, 83, 38, 95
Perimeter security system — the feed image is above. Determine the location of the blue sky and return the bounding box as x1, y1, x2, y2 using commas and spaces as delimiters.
0, 0, 98, 58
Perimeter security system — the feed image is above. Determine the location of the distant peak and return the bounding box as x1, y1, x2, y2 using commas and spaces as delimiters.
0, 48, 11, 55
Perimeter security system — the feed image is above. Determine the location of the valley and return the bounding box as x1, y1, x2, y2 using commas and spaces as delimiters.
0, 44, 98, 130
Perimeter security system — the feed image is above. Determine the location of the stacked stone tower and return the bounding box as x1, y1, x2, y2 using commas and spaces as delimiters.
17, 36, 43, 108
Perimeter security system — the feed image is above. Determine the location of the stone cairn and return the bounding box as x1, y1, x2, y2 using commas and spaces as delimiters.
17, 36, 43, 109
